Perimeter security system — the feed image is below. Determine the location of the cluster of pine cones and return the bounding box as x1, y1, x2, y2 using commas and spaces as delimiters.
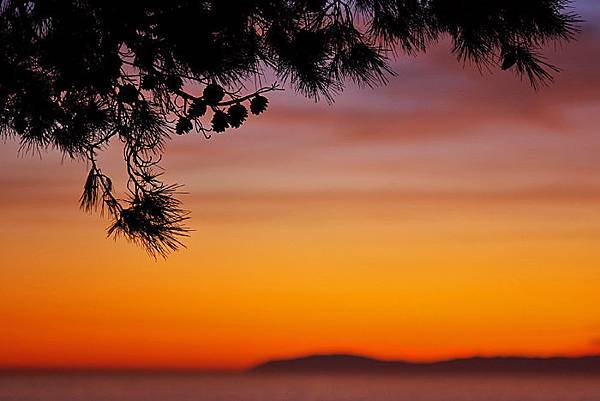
174, 84, 269, 135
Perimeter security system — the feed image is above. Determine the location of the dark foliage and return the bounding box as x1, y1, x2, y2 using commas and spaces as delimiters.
0, 0, 579, 256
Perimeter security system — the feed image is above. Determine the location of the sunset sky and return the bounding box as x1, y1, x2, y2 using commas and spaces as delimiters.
1, 1, 600, 371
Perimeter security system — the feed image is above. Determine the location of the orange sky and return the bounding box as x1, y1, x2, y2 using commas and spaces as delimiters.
1, 3, 600, 371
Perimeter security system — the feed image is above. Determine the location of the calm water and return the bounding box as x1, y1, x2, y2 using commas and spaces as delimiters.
1, 373, 600, 401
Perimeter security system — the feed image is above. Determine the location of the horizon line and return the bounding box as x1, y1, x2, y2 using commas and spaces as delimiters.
3, 352, 600, 374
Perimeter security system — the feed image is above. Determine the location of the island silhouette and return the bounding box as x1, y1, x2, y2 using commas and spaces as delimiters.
250, 354, 600, 375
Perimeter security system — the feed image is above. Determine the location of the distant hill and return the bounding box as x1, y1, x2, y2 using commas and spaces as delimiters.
250, 354, 600, 375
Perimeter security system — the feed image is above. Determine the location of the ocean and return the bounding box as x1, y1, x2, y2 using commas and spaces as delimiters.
1, 373, 599, 401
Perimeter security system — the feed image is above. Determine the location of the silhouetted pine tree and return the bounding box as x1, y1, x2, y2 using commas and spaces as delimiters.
0, 0, 579, 256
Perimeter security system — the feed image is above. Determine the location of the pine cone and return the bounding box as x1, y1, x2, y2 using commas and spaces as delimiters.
250, 95, 269, 115
166, 75, 183, 91
117, 84, 138, 104
188, 99, 207, 118
175, 117, 193, 135
227, 103, 248, 128
211, 110, 229, 133
140, 75, 157, 90
203, 83, 225, 105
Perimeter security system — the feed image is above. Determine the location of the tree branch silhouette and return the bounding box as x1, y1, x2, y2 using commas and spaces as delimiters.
0, 0, 579, 256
